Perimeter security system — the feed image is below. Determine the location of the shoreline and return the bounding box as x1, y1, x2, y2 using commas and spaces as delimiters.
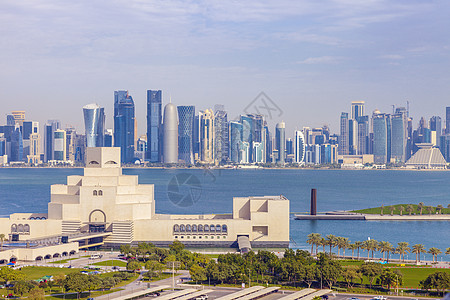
1, 166, 449, 171
295, 212, 450, 221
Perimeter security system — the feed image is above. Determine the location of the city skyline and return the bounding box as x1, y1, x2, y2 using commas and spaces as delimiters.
1, 1, 450, 135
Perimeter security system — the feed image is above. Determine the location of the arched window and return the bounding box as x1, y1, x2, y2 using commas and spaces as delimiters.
24, 224, 30, 233
204, 225, 209, 232
180, 225, 185, 232
186, 224, 191, 232
192, 225, 197, 232
210, 224, 215, 232
93, 190, 97, 196
98, 190, 103, 196
89, 161, 99, 165
105, 160, 117, 165
216, 225, 221, 232
17, 224, 24, 233
11, 224, 17, 232
173, 225, 179, 232
222, 225, 228, 233
198, 225, 203, 232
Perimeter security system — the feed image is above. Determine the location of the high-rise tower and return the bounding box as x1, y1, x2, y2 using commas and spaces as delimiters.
351, 101, 365, 120
114, 91, 135, 163
163, 103, 178, 164
275, 121, 286, 164
214, 106, 229, 163
83, 103, 105, 148
200, 109, 214, 163
177, 105, 195, 164
295, 130, 305, 164
146, 90, 162, 162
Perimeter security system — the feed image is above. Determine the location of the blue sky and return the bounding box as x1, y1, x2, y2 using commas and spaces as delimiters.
1, 0, 449, 136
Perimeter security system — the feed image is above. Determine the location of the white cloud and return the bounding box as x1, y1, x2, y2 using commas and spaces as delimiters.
380, 54, 404, 60
296, 56, 343, 64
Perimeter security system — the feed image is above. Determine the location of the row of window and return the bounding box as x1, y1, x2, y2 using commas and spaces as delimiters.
11, 224, 30, 233
29, 217, 47, 220
93, 190, 103, 196
173, 224, 228, 233
175, 235, 227, 239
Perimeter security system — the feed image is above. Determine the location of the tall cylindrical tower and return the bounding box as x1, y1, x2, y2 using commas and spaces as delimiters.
163, 103, 178, 163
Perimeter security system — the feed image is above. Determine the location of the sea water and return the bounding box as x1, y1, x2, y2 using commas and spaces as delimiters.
0, 168, 448, 261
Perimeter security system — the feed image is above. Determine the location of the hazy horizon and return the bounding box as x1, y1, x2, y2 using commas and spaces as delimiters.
1, 0, 449, 137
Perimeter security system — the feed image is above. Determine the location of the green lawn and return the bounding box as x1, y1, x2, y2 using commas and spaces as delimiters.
21, 266, 83, 280
391, 267, 450, 288
91, 259, 127, 267
352, 203, 450, 215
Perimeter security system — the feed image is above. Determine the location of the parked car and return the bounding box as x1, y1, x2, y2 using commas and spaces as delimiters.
321, 295, 329, 300
371, 297, 387, 300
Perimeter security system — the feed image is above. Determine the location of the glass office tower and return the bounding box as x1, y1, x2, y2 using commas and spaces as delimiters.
114, 91, 135, 163
177, 106, 195, 164
146, 90, 162, 162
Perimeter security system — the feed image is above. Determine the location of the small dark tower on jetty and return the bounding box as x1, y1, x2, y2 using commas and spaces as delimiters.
310, 188, 317, 215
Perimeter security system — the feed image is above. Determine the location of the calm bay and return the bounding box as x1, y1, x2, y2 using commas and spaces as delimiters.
0, 168, 448, 261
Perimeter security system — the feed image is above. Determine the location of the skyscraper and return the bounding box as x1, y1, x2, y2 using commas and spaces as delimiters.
339, 112, 349, 155
373, 113, 391, 164
230, 121, 243, 163
10, 125, 23, 162
146, 90, 162, 162
114, 91, 135, 163
351, 101, 365, 120
275, 121, 285, 164
446, 107, 450, 134
53, 129, 66, 161
391, 113, 406, 162
200, 109, 214, 163
429, 116, 441, 147
177, 105, 195, 164
163, 103, 178, 164
214, 106, 229, 163
357, 116, 369, 155
294, 130, 305, 164
11, 111, 25, 126
83, 103, 105, 147
44, 120, 61, 162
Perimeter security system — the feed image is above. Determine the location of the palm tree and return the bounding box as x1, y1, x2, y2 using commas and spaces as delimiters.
307, 233, 321, 255
445, 247, 450, 255
336, 237, 350, 258
342, 238, 350, 258
0, 234, 5, 250
354, 241, 363, 260
363, 239, 378, 259
418, 202, 424, 215
436, 205, 443, 214
411, 244, 426, 263
396, 242, 410, 262
320, 238, 326, 253
406, 204, 414, 216
426, 206, 433, 215
428, 247, 442, 262
389, 206, 395, 216
399, 206, 405, 216
378, 241, 393, 261
326, 234, 337, 256
349, 243, 358, 259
